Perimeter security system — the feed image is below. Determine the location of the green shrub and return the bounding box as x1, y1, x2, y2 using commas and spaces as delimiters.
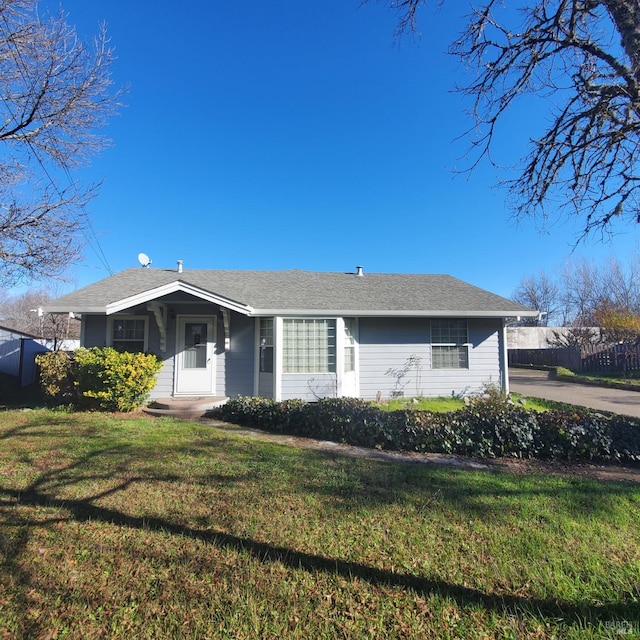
595, 414, 640, 462
535, 410, 614, 460
36, 350, 77, 403
72, 347, 163, 412
217, 393, 640, 464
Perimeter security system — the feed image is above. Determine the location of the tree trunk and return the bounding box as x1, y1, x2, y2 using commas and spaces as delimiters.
601, 0, 640, 82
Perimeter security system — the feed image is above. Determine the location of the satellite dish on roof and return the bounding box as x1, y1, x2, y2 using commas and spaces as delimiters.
137, 252, 152, 267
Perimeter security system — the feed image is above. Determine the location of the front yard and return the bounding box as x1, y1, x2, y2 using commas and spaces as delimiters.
0, 409, 638, 639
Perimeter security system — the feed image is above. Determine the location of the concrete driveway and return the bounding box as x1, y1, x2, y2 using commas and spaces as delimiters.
509, 368, 640, 418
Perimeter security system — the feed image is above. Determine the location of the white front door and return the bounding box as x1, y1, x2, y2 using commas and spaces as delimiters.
175, 315, 215, 395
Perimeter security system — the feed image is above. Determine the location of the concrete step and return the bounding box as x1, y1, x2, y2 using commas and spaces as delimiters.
143, 396, 228, 419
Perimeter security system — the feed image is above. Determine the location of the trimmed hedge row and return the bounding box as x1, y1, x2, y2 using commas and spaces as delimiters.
215, 395, 640, 464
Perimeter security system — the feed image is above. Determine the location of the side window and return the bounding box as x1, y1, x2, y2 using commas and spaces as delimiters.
110, 317, 147, 352
259, 318, 274, 373
431, 319, 469, 369
343, 318, 356, 373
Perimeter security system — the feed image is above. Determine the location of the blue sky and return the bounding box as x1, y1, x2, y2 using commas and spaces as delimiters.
36, 0, 639, 299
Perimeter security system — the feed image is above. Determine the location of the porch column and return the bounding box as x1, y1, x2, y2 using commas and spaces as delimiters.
274, 317, 283, 401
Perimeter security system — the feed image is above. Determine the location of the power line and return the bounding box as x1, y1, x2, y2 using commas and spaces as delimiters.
0, 7, 113, 277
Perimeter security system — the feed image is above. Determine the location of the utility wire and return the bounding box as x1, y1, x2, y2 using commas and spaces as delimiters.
0, 8, 113, 277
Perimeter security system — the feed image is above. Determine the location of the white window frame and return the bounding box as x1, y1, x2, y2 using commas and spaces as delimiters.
282, 318, 337, 374
341, 317, 357, 374
107, 315, 149, 353
431, 319, 469, 369
259, 317, 274, 373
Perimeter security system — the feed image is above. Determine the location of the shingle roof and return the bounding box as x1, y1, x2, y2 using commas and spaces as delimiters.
45, 268, 537, 317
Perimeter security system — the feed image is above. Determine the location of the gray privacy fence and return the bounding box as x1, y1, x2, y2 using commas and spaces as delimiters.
508, 347, 581, 371
509, 343, 640, 375
0, 325, 79, 386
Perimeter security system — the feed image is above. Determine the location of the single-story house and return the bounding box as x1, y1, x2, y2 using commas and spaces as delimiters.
45, 265, 538, 402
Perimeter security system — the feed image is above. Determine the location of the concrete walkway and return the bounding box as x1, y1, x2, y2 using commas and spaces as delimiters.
509, 368, 640, 418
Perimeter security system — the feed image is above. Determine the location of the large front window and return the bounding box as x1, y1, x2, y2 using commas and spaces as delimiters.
110, 317, 146, 352
283, 319, 336, 373
431, 319, 468, 369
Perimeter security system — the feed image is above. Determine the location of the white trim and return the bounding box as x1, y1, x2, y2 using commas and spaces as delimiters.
173, 315, 216, 396
253, 317, 260, 397
501, 319, 509, 394
105, 281, 253, 316
250, 309, 539, 318
336, 318, 345, 393
47, 305, 106, 314
147, 302, 167, 352
274, 317, 283, 401
336, 317, 360, 397
221, 308, 230, 351
51, 303, 536, 320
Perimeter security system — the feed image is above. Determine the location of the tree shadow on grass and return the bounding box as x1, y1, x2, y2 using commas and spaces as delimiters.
0, 417, 639, 636
0, 373, 46, 410
1, 479, 637, 630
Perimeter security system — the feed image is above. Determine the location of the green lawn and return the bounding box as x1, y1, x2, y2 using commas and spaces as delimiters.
0, 410, 638, 639
377, 394, 555, 413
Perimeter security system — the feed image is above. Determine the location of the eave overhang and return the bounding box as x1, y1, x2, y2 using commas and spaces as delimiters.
248, 309, 540, 319
45, 281, 254, 316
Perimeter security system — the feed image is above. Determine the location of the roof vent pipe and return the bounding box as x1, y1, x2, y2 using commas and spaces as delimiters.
356, 265, 363, 277
177, 260, 183, 273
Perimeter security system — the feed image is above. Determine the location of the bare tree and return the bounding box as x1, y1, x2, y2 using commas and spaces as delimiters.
514, 254, 640, 328
511, 270, 562, 325
0, 287, 80, 342
378, 1, 640, 237
599, 254, 640, 312
559, 257, 605, 324
0, 0, 119, 287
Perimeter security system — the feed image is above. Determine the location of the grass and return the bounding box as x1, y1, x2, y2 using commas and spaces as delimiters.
0, 409, 638, 639
554, 366, 640, 389
377, 394, 559, 413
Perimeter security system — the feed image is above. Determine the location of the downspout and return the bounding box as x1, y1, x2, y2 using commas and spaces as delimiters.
501, 319, 510, 395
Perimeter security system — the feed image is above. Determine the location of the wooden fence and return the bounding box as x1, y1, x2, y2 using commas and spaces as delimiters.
581, 343, 640, 375
509, 343, 640, 375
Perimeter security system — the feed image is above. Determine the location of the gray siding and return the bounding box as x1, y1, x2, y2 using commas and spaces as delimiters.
152, 316, 175, 398
83, 315, 107, 347
358, 317, 503, 400
358, 318, 430, 400
223, 313, 255, 397
146, 310, 172, 398
281, 373, 338, 401
80, 309, 505, 402
258, 372, 273, 398
82, 311, 174, 400
80, 305, 256, 400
